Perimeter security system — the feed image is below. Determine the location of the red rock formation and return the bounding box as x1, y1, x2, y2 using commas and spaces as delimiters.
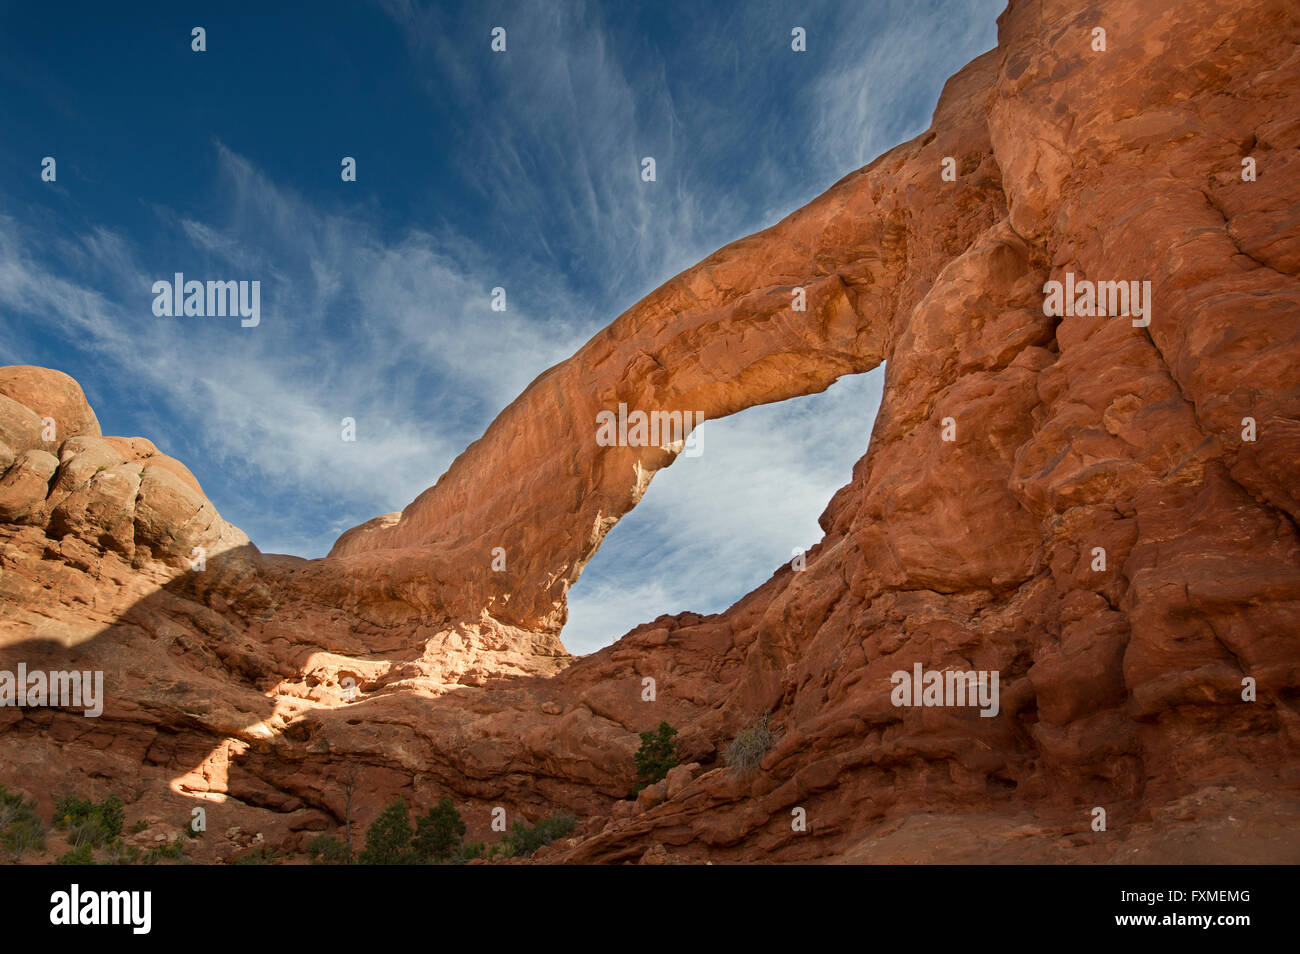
1, 0, 1298, 864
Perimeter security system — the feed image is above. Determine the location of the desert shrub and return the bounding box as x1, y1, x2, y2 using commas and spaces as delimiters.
307, 835, 350, 865
634, 721, 679, 786
68, 820, 105, 849
52, 795, 96, 828
503, 812, 576, 858
53, 793, 122, 848
358, 798, 416, 865
2, 817, 46, 860
100, 838, 141, 865
137, 837, 185, 864
413, 798, 466, 863
130, 819, 149, 834
98, 795, 124, 839
0, 784, 45, 861
141, 839, 187, 864
0, 784, 34, 828
726, 714, 776, 776
460, 841, 484, 862
229, 845, 279, 865
56, 842, 96, 865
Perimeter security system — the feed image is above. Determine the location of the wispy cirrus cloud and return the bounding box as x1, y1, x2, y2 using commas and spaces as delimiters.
0, 145, 594, 556
806, 0, 1005, 177
373, 0, 999, 649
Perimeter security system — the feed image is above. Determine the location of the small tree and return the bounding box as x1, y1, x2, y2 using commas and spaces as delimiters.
413, 798, 466, 863
358, 798, 415, 865
634, 721, 679, 786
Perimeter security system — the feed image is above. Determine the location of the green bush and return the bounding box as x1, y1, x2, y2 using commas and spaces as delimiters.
68, 820, 104, 848
0, 784, 45, 861
142, 839, 187, 865
56, 842, 96, 865
2, 817, 46, 861
726, 713, 776, 776
413, 798, 466, 863
307, 835, 350, 865
460, 841, 484, 861
0, 784, 36, 828
52, 795, 96, 828
358, 798, 416, 865
634, 721, 679, 787
314, 797, 476, 865
503, 813, 576, 858
99, 795, 124, 840
53, 793, 123, 848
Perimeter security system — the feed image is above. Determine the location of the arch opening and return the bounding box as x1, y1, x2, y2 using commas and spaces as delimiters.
562, 366, 885, 654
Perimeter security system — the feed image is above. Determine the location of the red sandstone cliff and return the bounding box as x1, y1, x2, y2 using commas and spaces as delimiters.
1, 0, 1298, 864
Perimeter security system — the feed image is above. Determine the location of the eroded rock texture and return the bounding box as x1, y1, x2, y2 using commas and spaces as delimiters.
2, 0, 1298, 864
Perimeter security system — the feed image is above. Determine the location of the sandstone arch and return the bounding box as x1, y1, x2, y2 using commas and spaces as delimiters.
3, 0, 1298, 863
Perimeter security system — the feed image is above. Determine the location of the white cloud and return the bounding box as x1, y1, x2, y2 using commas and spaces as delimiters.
807, 0, 1004, 178
0, 149, 589, 556
1, 0, 1002, 644
378, 0, 768, 311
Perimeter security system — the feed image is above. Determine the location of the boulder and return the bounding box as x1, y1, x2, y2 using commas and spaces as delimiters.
0, 365, 100, 445
0, 448, 59, 523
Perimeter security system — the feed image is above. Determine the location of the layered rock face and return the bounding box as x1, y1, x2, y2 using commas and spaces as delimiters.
2, 0, 1298, 864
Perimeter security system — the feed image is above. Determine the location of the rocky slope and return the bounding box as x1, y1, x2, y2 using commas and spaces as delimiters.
2, 0, 1298, 864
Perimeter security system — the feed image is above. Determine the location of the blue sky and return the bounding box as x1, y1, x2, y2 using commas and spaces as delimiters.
0, 0, 1003, 653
